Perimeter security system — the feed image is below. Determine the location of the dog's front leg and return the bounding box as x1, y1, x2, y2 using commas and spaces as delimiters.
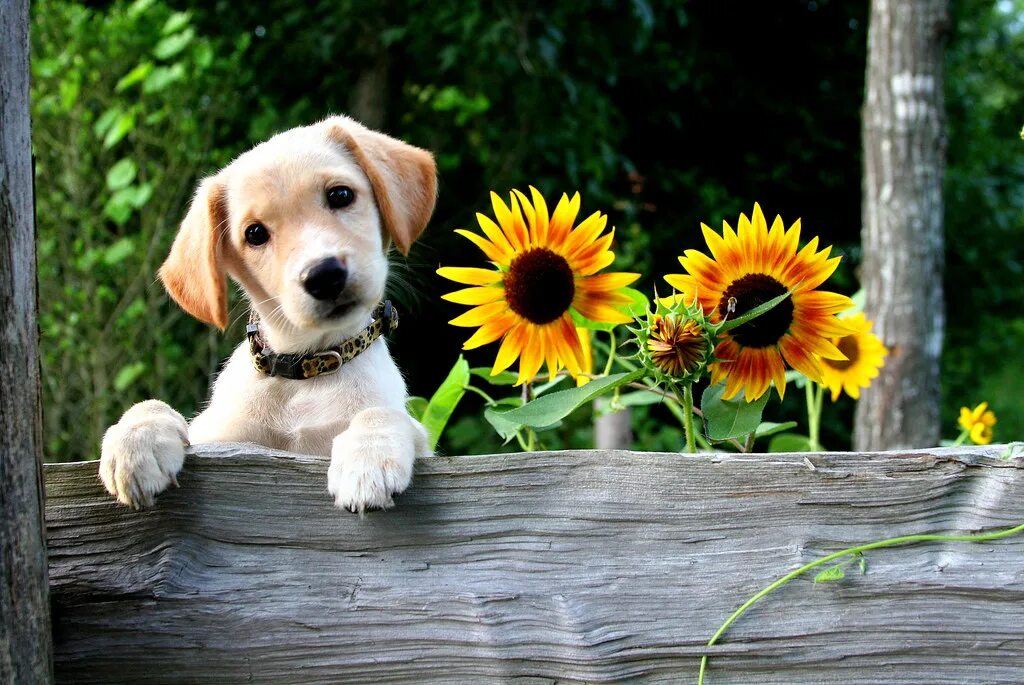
99, 400, 189, 508
327, 407, 429, 513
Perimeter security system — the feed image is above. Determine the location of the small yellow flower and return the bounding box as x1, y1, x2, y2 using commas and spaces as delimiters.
817, 313, 888, 401
958, 402, 997, 445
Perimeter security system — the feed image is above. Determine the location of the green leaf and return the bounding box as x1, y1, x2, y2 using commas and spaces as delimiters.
533, 375, 568, 396
421, 355, 470, 450
153, 28, 195, 60
813, 564, 846, 583
103, 194, 133, 225
143, 64, 186, 94
405, 396, 428, 421
767, 433, 814, 453
783, 369, 809, 389
103, 111, 135, 149
162, 11, 191, 35
483, 406, 523, 443
106, 159, 137, 191
115, 62, 153, 92
717, 291, 791, 333
113, 361, 146, 391
700, 382, 770, 441
489, 369, 643, 430
93, 107, 122, 138
616, 389, 666, 407
104, 238, 134, 265
471, 367, 518, 386
754, 421, 798, 439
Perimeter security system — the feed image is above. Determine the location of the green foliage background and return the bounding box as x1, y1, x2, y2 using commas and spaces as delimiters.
30, 0, 1023, 460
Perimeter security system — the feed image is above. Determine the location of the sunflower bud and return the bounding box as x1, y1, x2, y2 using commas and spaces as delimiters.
632, 295, 716, 385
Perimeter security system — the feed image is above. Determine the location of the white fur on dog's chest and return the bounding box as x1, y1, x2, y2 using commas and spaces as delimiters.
191, 338, 407, 457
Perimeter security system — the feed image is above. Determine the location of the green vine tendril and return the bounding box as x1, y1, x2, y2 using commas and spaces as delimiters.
697, 522, 1024, 684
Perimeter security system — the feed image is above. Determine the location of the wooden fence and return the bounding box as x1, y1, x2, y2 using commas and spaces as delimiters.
45, 444, 1023, 684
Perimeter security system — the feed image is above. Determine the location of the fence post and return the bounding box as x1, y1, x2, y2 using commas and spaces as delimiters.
0, 0, 54, 681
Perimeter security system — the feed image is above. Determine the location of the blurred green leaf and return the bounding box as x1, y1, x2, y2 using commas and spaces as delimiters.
471, 367, 518, 386
143, 64, 185, 93
103, 237, 134, 265
754, 421, 798, 439
701, 382, 770, 441
768, 433, 814, 453
421, 355, 470, 450
115, 62, 154, 92
106, 158, 137, 190
162, 11, 190, 35
113, 361, 146, 391
102, 110, 135, 149
153, 28, 194, 60
406, 396, 428, 421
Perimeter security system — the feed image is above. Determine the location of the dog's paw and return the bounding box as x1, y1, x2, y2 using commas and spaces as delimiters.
99, 400, 189, 509
328, 409, 415, 514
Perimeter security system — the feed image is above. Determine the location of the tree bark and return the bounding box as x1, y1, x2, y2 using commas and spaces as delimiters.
0, 0, 53, 681
594, 406, 633, 450
856, 0, 949, 450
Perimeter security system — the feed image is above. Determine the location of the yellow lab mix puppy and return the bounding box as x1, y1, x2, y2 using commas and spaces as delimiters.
100, 116, 437, 513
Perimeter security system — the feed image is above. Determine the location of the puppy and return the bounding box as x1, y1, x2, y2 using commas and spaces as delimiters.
99, 115, 437, 513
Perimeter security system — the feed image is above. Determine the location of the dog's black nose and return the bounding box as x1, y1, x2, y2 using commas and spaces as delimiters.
301, 258, 348, 300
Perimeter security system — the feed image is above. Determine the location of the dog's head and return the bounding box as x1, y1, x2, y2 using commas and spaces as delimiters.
159, 116, 437, 339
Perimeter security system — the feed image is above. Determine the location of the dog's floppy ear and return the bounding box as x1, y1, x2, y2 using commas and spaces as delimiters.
327, 118, 438, 255
159, 176, 229, 330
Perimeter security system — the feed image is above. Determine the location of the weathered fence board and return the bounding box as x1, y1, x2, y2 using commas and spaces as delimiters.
1, 0, 53, 681
46, 446, 1023, 684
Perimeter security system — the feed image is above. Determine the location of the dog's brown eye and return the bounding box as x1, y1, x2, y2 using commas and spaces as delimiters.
245, 223, 270, 246
326, 185, 355, 209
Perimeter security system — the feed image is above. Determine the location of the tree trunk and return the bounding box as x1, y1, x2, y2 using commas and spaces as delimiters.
0, 0, 53, 680
594, 406, 633, 450
856, 0, 949, 450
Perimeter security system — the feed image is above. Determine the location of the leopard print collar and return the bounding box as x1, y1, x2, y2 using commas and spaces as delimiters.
246, 301, 399, 379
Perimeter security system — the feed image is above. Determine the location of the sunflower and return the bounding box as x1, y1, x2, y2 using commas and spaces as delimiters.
664, 203, 852, 402
438, 188, 639, 384
817, 313, 888, 401
958, 402, 997, 445
645, 314, 711, 381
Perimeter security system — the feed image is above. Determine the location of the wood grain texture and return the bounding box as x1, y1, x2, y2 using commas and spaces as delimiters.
47, 446, 1024, 684
1, 0, 54, 681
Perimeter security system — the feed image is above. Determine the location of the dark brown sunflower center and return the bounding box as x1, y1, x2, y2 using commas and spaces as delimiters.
822, 334, 859, 371
505, 248, 575, 324
718, 274, 794, 348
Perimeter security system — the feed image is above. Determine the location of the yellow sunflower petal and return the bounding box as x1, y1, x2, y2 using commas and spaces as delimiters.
492, 323, 526, 375
441, 286, 505, 305
576, 272, 640, 291
449, 300, 509, 327
550, 192, 580, 245
529, 186, 550, 245
461, 312, 515, 349
454, 229, 511, 263
437, 266, 503, 286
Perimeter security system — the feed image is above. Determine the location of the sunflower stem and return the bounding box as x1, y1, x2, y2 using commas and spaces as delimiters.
806, 381, 823, 451
679, 383, 697, 453
697, 522, 1024, 685
463, 384, 498, 406
952, 429, 969, 447
603, 329, 617, 376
